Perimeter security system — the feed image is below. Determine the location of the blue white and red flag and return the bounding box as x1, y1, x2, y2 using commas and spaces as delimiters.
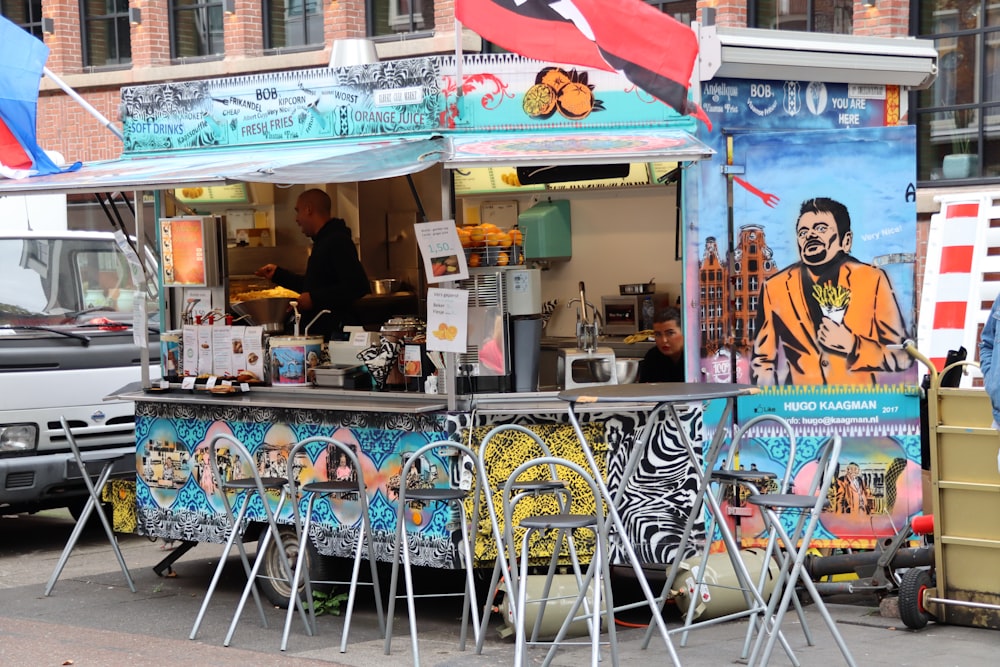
0, 16, 73, 178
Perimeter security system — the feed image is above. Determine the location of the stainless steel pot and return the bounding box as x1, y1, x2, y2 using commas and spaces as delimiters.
371, 278, 399, 295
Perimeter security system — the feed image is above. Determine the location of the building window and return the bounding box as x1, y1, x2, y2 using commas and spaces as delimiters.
1, 0, 43, 39
81, 0, 132, 67
265, 0, 323, 51
171, 0, 224, 59
914, 0, 999, 182
644, 0, 697, 26
369, 0, 434, 38
750, 0, 853, 34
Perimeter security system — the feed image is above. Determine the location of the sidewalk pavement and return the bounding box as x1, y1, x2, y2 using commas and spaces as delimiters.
1, 525, 996, 666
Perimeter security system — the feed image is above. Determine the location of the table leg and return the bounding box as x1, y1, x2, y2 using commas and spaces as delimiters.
567, 403, 682, 666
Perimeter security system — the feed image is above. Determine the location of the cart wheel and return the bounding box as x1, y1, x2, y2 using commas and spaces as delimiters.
899, 568, 935, 629
257, 526, 335, 608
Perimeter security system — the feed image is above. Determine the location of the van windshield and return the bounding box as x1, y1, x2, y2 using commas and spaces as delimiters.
0, 237, 155, 327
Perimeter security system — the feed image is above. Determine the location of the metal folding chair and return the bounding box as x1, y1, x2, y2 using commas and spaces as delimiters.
45, 416, 135, 596
189, 433, 306, 644
384, 439, 483, 665
501, 455, 617, 667
746, 434, 857, 667
678, 414, 808, 663
473, 423, 573, 654
280, 435, 385, 653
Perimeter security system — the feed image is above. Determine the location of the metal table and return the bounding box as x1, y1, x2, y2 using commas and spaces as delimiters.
558, 382, 757, 665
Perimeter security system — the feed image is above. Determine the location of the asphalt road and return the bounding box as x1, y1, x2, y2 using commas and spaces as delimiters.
1, 509, 997, 666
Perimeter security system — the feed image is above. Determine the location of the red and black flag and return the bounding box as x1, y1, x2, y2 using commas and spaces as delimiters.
455, 0, 705, 124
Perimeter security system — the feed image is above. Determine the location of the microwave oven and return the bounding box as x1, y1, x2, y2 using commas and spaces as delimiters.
602, 294, 657, 335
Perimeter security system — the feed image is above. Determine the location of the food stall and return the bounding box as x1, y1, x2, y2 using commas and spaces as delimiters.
0, 52, 718, 594
0, 25, 939, 596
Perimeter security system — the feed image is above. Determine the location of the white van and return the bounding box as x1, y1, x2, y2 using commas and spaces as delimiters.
0, 230, 159, 518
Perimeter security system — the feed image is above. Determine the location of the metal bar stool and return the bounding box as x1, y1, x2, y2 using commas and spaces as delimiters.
501, 455, 617, 667
189, 433, 301, 643
384, 439, 483, 665
473, 422, 574, 653
45, 416, 136, 596
746, 434, 857, 667
280, 435, 385, 653
677, 414, 804, 663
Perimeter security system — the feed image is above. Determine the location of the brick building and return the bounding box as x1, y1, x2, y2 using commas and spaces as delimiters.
6, 1, 997, 350
7, 1, 920, 169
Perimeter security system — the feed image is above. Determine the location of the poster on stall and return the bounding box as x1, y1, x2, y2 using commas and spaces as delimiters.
425, 288, 468, 353
160, 217, 208, 286
415, 220, 469, 284
687, 81, 923, 548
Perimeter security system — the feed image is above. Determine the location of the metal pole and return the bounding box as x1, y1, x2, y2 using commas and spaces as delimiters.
43, 66, 124, 141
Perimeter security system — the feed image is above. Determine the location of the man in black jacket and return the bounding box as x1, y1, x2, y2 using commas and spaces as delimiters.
256, 188, 370, 340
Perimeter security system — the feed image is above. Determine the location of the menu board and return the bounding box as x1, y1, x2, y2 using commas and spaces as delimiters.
160, 217, 210, 287
174, 184, 250, 204
453, 167, 546, 195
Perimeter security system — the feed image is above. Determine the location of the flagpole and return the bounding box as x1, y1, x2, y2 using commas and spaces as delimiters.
43, 67, 124, 141
454, 19, 464, 121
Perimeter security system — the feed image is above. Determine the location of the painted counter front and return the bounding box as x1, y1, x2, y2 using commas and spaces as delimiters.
127, 389, 706, 570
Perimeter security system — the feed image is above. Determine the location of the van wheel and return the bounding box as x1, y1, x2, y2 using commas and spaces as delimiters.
257, 526, 335, 608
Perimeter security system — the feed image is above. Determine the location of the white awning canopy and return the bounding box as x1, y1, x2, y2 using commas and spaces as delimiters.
0, 136, 447, 196
0, 128, 712, 197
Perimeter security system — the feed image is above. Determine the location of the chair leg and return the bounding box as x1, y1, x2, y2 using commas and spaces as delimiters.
748, 508, 856, 667
383, 515, 406, 657
363, 512, 387, 638
224, 495, 307, 647
535, 526, 611, 667
190, 495, 256, 640
281, 495, 318, 652
475, 553, 505, 653
456, 499, 482, 650
514, 530, 533, 667
45, 461, 135, 596
339, 507, 370, 653
225, 517, 276, 646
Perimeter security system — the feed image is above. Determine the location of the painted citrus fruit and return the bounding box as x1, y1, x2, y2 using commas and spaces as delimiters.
557, 82, 595, 120
537, 66, 572, 93
522, 83, 558, 119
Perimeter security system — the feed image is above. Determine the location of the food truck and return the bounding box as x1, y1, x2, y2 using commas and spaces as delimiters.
0, 26, 939, 605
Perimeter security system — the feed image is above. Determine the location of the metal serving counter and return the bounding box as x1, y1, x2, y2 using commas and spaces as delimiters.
115, 384, 447, 413
461, 390, 659, 415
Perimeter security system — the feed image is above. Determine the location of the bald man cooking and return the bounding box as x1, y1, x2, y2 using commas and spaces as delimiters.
256, 188, 370, 340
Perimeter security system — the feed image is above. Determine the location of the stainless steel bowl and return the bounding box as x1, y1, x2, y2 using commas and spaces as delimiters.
230, 297, 291, 333
615, 358, 641, 384
371, 278, 399, 295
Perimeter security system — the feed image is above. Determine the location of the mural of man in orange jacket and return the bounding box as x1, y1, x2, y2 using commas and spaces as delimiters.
751, 197, 913, 385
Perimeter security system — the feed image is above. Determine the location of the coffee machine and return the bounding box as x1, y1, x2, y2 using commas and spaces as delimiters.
455, 267, 542, 393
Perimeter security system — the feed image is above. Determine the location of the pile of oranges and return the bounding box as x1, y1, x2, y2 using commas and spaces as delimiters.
458, 223, 523, 267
